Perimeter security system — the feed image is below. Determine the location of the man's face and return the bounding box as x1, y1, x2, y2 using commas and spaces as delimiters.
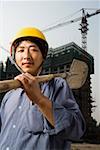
15, 40, 44, 75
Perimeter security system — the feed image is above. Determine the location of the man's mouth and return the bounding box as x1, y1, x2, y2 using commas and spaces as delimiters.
22, 62, 34, 65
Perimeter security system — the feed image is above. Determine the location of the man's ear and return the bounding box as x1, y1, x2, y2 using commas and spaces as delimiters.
37, 59, 44, 76
41, 59, 45, 65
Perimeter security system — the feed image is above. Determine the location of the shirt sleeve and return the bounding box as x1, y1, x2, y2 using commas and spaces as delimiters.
0, 90, 13, 131
0, 114, 1, 132
43, 77, 86, 141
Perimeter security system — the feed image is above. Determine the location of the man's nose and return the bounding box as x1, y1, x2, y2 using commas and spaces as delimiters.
24, 49, 31, 59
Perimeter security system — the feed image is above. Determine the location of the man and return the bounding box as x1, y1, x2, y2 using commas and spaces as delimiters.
0, 27, 85, 150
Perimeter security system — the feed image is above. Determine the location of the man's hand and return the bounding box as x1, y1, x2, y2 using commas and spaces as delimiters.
15, 73, 43, 105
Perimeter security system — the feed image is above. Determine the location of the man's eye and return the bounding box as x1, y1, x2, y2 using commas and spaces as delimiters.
17, 49, 24, 52
30, 48, 38, 52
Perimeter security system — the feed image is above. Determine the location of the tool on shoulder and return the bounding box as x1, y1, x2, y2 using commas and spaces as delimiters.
0, 59, 88, 93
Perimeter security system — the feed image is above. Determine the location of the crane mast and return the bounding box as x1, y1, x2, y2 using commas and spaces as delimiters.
79, 9, 89, 51
79, 9, 100, 51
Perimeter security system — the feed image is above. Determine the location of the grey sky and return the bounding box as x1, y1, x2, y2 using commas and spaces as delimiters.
0, 0, 100, 123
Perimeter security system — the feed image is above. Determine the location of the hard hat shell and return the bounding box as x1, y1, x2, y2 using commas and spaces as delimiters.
11, 27, 48, 59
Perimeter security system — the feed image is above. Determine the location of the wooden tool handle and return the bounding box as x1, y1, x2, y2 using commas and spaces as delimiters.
0, 59, 89, 93
0, 79, 22, 93
0, 73, 67, 93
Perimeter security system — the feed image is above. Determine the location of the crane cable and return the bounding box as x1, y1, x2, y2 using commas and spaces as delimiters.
42, 9, 82, 30
42, 8, 100, 33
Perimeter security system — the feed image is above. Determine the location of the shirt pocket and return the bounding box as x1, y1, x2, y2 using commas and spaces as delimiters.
24, 106, 44, 134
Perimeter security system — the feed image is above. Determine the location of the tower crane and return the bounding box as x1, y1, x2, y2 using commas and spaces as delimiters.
43, 9, 100, 51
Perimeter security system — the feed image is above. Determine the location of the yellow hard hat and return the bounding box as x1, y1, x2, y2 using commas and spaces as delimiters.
11, 27, 48, 59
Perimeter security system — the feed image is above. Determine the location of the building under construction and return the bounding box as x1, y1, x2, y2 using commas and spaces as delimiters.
0, 42, 100, 143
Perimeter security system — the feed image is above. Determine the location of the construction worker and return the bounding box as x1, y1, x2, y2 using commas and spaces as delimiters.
0, 27, 85, 150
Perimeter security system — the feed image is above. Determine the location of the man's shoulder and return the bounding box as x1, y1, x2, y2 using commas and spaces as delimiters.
48, 77, 69, 89
1, 88, 23, 104
52, 77, 68, 85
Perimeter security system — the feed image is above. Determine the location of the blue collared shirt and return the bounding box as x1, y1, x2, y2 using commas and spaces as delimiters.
0, 77, 85, 150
